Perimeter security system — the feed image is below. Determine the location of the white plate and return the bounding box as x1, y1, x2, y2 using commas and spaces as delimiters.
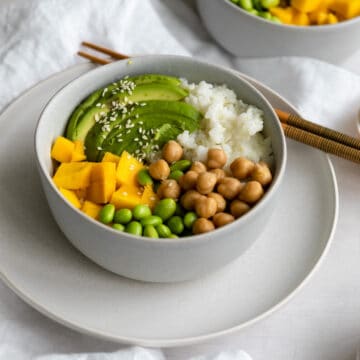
0, 63, 338, 347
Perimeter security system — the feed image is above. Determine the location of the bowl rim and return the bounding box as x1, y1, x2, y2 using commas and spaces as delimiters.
222, 0, 360, 30
35, 54, 287, 246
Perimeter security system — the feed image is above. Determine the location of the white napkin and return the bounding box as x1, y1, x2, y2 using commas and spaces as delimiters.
0, 0, 360, 359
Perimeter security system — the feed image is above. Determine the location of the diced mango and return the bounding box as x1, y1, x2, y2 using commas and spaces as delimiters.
141, 184, 159, 210
116, 151, 144, 187
327, 13, 339, 24
269, 7, 294, 24
59, 188, 81, 209
329, 0, 360, 19
81, 200, 102, 219
53, 162, 93, 190
75, 188, 87, 201
291, 0, 322, 13
102, 152, 121, 165
110, 185, 143, 209
51, 136, 75, 163
71, 140, 86, 162
292, 10, 310, 25
87, 162, 117, 204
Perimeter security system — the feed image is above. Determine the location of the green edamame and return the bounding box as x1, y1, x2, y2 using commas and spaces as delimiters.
184, 212, 198, 229
167, 216, 184, 235
140, 215, 163, 227
133, 204, 152, 220
260, 0, 279, 9
169, 170, 184, 182
143, 225, 159, 238
156, 224, 172, 238
125, 221, 142, 236
112, 223, 125, 231
170, 159, 192, 172
174, 203, 185, 217
239, 0, 253, 10
137, 168, 153, 186
153, 198, 177, 221
114, 208, 132, 224
99, 204, 115, 224
169, 234, 178, 239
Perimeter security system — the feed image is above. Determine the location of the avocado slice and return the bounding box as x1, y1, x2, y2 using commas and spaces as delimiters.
85, 100, 201, 161
66, 74, 184, 140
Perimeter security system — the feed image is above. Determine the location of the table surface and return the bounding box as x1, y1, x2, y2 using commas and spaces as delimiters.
1, 1, 360, 359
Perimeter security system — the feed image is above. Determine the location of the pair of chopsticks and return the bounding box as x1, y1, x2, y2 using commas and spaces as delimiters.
78, 42, 360, 164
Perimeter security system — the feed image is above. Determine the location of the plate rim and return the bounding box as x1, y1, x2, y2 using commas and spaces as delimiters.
0, 62, 339, 348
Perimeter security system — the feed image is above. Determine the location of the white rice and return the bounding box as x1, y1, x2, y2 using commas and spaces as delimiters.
177, 79, 273, 169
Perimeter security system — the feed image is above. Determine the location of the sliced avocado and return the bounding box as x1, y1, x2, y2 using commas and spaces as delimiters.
99, 112, 200, 161
67, 82, 189, 142
85, 100, 201, 161
66, 74, 183, 139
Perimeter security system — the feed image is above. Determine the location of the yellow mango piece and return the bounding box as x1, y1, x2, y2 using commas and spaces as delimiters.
87, 162, 117, 204
329, 0, 360, 19
327, 13, 339, 24
81, 200, 102, 219
116, 151, 144, 187
53, 162, 93, 190
59, 188, 81, 209
102, 152, 121, 165
51, 136, 75, 163
75, 188, 87, 201
110, 185, 143, 209
292, 10, 310, 25
141, 184, 159, 210
291, 0, 322, 13
71, 140, 86, 162
269, 7, 294, 24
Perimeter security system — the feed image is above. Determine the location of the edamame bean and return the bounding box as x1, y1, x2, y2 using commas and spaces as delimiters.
167, 216, 184, 235
260, 0, 279, 9
169, 234, 178, 239
239, 0, 253, 10
169, 170, 184, 182
153, 198, 176, 221
170, 159, 192, 172
174, 203, 185, 217
259, 11, 272, 20
114, 208, 132, 224
125, 221, 142, 236
99, 204, 115, 224
137, 168, 153, 186
156, 224, 172, 238
112, 223, 125, 231
140, 215, 163, 226
133, 204, 152, 220
143, 225, 159, 238
184, 211, 198, 229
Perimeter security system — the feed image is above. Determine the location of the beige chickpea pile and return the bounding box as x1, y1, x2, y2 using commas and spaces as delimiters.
148, 140, 273, 235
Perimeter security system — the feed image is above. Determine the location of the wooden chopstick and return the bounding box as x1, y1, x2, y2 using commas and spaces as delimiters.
76, 42, 360, 164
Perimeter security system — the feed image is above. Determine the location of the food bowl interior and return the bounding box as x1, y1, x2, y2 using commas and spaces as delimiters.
36, 55, 285, 188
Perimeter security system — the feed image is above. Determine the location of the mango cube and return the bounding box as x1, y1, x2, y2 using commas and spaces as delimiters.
71, 140, 86, 162
87, 162, 116, 204
53, 162, 93, 189
116, 151, 144, 187
51, 136, 75, 163
141, 185, 159, 210
59, 187, 81, 209
270, 7, 294, 24
291, 0, 322, 13
329, 1, 360, 19
102, 152, 121, 165
110, 185, 143, 209
81, 200, 102, 219
292, 10, 310, 25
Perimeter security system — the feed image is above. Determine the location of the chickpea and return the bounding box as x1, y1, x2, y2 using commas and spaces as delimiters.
208, 192, 226, 213
148, 159, 170, 180
162, 140, 183, 163
238, 181, 264, 204
157, 179, 181, 199
230, 200, 250, 218
217, 177, 244, 200
190, 161, 207, 174
251, 162, 272, 186
207, 148, 227, 169
192, 218, 215, 234
213, 212, 235, 228
196, 171, 217, 195
180, 190, 205, 210
178, 170, 199, 191
209, 168, 226, 183
195, 197, 217, 218
230, 157, 255, 180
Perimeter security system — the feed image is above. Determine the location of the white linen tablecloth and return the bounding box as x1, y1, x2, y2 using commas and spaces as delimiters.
0, 0, 360, 359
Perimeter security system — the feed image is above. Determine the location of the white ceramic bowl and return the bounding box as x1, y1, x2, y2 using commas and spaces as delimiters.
35, 55, 286, 283
196, 0, 360, 64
